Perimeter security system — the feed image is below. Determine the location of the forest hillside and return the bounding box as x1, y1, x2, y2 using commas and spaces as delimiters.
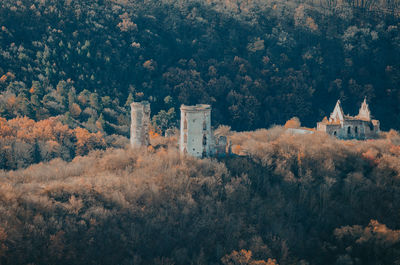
0, 129, 400, 264
1, 0, 400, 264
0, 0, 399, 135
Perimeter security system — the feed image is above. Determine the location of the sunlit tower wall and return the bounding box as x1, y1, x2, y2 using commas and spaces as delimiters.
130, 101, 151, 147
180, 104, 212, 158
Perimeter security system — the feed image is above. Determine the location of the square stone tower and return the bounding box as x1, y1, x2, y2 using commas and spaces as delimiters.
131, 101, 151, 147
180, 104, 212, 158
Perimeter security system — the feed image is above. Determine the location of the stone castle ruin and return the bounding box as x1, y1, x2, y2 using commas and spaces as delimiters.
178, 104, 229, 157
130, 98, 380, 157
130, 101, 151, 147
130, 101, 228, 157
179, 104, 228, 158
179, 104, 213, 158
317, 98, 380, 140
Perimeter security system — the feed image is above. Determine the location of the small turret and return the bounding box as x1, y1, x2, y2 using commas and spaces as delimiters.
357, 97, 371, 121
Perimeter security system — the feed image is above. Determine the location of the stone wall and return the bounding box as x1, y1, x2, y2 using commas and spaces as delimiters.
320, 120, 379, 140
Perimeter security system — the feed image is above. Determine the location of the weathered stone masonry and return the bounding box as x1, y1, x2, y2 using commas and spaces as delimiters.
317, 98, 380, 140
130, 101, 151, 147
179, 104, 213, 158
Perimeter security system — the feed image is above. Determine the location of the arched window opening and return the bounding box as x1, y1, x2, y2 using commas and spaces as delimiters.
347, 126, 351, 135
184, 134, 187, 143
333, 131, 337, 136
355, 126, 358, 134
203, 134, 207, 146
184, 119, 187, 130
203, 120, 207, 130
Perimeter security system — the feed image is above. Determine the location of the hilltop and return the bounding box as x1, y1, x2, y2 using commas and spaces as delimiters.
0, 128, 399, 264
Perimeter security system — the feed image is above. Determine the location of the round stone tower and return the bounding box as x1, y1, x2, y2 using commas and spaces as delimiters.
180, 104, 212, 158
131, 101, 151, 147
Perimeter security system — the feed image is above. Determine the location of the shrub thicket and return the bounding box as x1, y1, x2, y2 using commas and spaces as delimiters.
0, 129, 399, 264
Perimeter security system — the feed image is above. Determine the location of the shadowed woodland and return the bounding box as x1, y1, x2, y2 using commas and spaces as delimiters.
0, 0, 400, 134
0, 129, 399, 264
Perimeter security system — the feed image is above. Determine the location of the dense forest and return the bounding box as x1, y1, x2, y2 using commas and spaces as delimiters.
1, 0, 400, 264
0, 0, 399, 135
0, 129, 400, 264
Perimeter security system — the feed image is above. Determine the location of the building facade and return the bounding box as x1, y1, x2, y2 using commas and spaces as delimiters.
179, 104, 213, 158
131, 101, 151, 147
317, 98, 380, 140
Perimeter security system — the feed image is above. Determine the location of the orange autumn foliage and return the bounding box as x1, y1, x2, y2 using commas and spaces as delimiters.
0, 116, 106, 169
149, 129, 160, 139
0, 75, 7, 83
74, 127, 105, 156
222, 249, 278, 265
284, 117, 301, 129
389, 145, 400, 156
0, 117, 12, 138
362, 148, 380, 165
232, 144, 243, 155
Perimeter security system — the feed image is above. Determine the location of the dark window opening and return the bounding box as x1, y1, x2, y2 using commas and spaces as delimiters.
334, 131, 337, 136
355, 126, 358, 134
203, 120, 207, 130
203, 135, 207, 146
369, 122, 374, 131
202, 149, 207, 158
347, 127, 351, 134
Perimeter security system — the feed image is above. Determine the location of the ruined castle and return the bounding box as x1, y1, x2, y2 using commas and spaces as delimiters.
130, 98, 379, 157
131, 101, 228, 157
317, 98, 380, 139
